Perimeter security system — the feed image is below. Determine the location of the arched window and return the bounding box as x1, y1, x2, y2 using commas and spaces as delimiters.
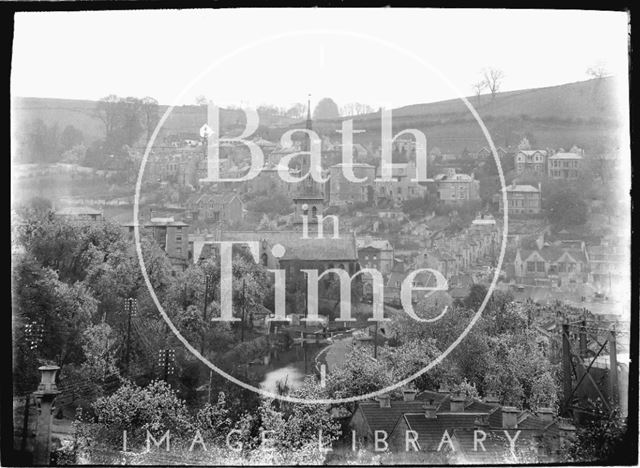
261, 253, 268, 267
311, 206, 317, 218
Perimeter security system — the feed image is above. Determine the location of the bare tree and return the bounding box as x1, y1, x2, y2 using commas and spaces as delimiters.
472, 80, 487, 105
286, 102, 306, 119
482, 67, 505, 100
341, 102, 375, 116
586, 63, 611, 79
140, 97, 159, 142
94, 94, 121, 138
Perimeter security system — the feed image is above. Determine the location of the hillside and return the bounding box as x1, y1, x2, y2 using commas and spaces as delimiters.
303, 77, 625, 153
12, 77, 625, 155
389, 77, 623, 122
11, 97, 244, 145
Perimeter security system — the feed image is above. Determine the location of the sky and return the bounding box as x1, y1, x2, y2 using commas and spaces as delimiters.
11, 8, 629, 109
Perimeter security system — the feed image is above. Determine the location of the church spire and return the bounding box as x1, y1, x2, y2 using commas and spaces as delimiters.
306, 94, 312, 130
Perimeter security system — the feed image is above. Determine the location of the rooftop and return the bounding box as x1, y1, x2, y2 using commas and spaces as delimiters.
504, 184, 540, 193
549, 152, 583, 160
356, 237, 393, 251
55, 206, 102, 216
211, 230, 358, 261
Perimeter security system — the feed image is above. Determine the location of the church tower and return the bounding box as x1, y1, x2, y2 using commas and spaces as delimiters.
293, 95, 326, 225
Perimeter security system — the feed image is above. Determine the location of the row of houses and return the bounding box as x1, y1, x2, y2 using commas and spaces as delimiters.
418, 215, 500, 280
512, 232, 628, 292
515, 145, 584, 181
348, 387, 576, 464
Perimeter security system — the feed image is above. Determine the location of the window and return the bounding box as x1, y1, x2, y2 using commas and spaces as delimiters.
558, 262, 566, 272
527, 262, 536, 272
536, 261, 545, 272
176, 246, 182, 254
176, 235, 182, 242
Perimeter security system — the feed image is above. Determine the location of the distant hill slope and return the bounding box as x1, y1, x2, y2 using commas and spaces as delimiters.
12, 77, 625, 154
11, 97, 245, 145
388, 77, 622, 122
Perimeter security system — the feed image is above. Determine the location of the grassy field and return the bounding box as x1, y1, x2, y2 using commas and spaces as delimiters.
13, 77, 625, 158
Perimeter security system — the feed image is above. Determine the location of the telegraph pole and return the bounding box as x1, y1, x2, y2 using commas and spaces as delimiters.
124, 298, 137, 377
561, 321, 572, 413
201, 273, 212, 354
374, 320, 378, 359
609, 327, 618, 405
241, 279, 246, 342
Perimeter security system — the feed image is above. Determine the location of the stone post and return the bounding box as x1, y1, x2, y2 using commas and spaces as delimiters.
33, 365, 61, 466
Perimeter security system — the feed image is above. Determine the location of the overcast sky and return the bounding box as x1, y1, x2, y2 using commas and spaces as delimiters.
12, 8, 629, 109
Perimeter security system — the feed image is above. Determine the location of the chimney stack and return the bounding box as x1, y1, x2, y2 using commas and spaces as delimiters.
402, 388, 417, 402
502, 406, 519, 429
437, 382, 450, 394
557, 418, 577, 447
484, 392, 500, 405
377, 394, 391, 408
537, 407, 555, 424
450, 392, 466, 412
423, 400, 437, 419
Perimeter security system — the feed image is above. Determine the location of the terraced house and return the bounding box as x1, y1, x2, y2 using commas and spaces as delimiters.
514, 245, 589, 287
349, 388, 575, 464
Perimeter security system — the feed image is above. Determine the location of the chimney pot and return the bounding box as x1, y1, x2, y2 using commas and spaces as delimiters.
450, 393, 466, 412
537, 407, 555, 423
377, 394, 391, 408
402, 388, 418, 402
423, 401, 437, 419
502, 406, 520, 429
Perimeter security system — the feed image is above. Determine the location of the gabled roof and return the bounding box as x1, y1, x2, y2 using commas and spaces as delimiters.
504, 185, 540, 193
188, 192, 241, 206
55, 206, 102, 216
358, 400, 426, 435
518, 150, 548, 156
220, 230, 357, 261
434, 173, 475, 182
549, 152, 583, 160
356, 238, 393, 251
519, 247, 587, 264
403, 413, 481, 451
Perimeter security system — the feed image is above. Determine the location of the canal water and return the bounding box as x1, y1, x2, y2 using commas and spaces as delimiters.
257, 342, 325, 394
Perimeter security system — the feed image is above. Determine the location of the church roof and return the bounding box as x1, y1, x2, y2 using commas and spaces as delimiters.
220, 230, 357, 261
